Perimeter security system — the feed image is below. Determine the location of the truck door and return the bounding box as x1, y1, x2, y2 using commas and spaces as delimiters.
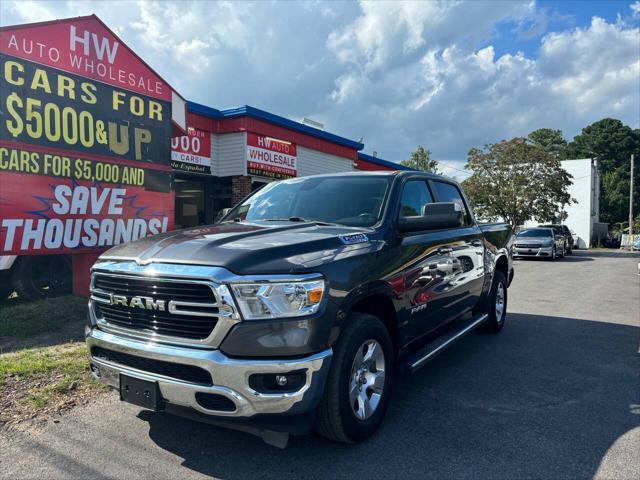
428, 180, 485, 317
395, 178, 485, 344
396, 179, 451, 340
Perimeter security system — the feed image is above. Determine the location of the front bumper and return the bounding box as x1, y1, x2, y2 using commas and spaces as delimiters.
86, 327, 332, 419
513, 246, 553, 257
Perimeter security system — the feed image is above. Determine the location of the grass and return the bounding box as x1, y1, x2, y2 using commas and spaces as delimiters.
0, 342, 105, 423
0, 295, 87, 339
0, 296, 106, 424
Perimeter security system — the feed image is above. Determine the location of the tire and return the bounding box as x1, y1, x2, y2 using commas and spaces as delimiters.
480, 270, 507, 333
315, 313, 394, 443
549, 246, 557, 261
11, 255, 72, 300
560, 245, 566, 258
0, 270, 14, 299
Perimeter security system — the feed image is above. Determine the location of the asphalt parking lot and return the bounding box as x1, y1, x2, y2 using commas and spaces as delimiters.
1, 250, 639, 480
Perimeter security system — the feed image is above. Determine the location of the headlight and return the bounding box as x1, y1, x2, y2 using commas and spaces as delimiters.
231, 280, 325, 320
542, 240, 554, 247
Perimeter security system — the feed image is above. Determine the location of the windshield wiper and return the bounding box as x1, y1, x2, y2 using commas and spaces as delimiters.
263, 217, 339, 226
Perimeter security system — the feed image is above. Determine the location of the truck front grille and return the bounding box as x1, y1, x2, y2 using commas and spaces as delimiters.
91, 274, 219, 341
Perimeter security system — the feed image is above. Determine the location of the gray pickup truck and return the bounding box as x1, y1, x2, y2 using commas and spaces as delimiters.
86, 171, 514, 446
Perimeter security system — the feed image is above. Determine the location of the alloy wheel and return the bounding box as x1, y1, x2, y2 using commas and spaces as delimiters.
495, 282, 505, 323
349, 339, 386, 421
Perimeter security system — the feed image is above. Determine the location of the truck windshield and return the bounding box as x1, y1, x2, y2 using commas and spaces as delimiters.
224, 176, 391, 227
517, 229, 552, 238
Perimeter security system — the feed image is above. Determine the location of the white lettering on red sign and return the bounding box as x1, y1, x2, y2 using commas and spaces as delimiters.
170, 128, 211, 172
1, 18, 169, 99
1, 185, 169, 251
246, 133, 297, 177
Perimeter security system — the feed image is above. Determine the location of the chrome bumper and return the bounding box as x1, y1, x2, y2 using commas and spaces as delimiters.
86, 328, 332, 418
513, 246, 553, 257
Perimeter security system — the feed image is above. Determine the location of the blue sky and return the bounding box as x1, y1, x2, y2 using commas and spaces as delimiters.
490, 1, 637, 57
1, 1, 638, 177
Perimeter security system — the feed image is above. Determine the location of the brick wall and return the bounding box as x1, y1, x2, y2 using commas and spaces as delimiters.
231, 176, 252, 204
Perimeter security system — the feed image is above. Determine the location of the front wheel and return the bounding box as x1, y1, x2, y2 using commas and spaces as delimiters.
314, 313, 394, 443
11, 255, 72, 300
549, 246, 557, 261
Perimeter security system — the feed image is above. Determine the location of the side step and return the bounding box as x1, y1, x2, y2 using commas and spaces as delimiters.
401, 313, 488, 373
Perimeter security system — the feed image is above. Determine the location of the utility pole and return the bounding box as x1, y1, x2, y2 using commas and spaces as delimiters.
630, 154, 635, 245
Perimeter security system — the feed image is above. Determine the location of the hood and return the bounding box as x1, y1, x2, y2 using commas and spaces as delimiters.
99, 221, 383, 274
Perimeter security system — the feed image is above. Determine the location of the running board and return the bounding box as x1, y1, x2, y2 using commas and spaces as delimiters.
401, 313, 488, 373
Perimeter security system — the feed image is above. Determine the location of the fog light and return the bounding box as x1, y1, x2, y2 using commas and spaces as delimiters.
249, 371, 306, 393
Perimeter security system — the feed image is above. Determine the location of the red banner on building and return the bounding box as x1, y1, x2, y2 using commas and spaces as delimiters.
246, 132, 297, 179
171, 128, 211, 174
0, 16, 175, 256
0, 143, 173, 255
0, 15, 171, 100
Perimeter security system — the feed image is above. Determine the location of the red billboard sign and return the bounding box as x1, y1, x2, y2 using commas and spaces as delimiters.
246, 132, 297, 179
171, 128, 212, 174
0, 144, 173, 255
0, 16, 175, 256
1, 15, 171, 100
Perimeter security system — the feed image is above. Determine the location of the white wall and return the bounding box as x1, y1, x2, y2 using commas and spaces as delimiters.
211, 132, 246, 177
524, 158, 598, 248
296, 146, 355, 177
561, 158, 599, 248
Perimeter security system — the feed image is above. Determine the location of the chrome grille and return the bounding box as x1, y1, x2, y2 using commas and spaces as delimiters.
91, 273, 220, 340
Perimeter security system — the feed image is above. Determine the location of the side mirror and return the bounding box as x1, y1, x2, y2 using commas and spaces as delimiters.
398, 202, 463, 233
215, 208, 232, 223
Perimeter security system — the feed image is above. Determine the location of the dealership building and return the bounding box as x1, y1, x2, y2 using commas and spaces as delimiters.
171, 102, 410, 228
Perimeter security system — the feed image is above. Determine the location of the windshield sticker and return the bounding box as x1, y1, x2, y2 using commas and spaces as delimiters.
339, 233, 369, 245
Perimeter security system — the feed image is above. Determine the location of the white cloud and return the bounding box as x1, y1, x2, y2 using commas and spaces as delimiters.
2, 0, 56, 23
324, 3, 639, 166
0, 0, 638, 170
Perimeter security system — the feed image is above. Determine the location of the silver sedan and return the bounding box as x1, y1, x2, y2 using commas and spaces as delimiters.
513, 228, 565, 260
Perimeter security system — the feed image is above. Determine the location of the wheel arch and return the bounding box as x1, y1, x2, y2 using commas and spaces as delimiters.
336, 282, 400, 355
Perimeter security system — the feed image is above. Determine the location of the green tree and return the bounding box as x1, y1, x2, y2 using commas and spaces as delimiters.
401, 145, 439, 173
462, 138, 574, 228
561, 118, 640, 224
527, 128, 567, 157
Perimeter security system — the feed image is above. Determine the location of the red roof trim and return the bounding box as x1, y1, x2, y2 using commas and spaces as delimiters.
186, 112, 359, 161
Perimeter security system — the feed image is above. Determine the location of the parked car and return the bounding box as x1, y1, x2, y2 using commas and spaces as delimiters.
633, 236, 640, 251
514, 227, 565, 260
85, 171, 514, 446
538, 224, 574, 254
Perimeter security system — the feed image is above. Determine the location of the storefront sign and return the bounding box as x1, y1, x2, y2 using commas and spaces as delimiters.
0, 144, 173, 254
1, 15, 171, 100
246, 132, 297, 179
0, 16, 175, 255
171, 128, 211, 174
0, 54, 171, 164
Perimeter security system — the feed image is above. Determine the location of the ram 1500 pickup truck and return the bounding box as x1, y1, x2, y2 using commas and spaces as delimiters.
86, 171, 514, 446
